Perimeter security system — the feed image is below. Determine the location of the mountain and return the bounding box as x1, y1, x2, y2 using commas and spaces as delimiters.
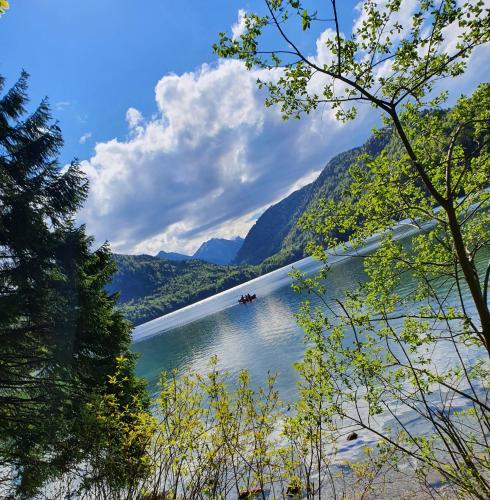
156, 250, 193, 261
192, 237, 244, 265
111, 132, 390, 326
155, 237, 244, 265
108, 254, 257, 326
233, 185, 311, 265
234, 132, 390, 267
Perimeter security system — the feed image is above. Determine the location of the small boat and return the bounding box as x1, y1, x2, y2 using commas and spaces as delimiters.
238, 293, 257, 304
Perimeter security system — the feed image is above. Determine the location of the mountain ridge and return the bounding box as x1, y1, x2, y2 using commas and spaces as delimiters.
156, 250, 193, 261
155, 236, 244, 265
193, 236, 243, 265
235, 131, 389, 267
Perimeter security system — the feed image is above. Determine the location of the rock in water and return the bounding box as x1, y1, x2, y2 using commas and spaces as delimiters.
347, 432, 358, 441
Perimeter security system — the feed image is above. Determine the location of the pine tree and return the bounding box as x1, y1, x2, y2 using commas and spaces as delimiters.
0, 72, 148, 496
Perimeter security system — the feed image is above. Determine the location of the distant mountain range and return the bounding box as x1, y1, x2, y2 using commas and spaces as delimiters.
111, 131, 390, 326
156, 237, 244, 265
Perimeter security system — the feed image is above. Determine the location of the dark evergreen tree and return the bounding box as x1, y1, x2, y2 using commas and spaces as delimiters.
0, 72, 147, 496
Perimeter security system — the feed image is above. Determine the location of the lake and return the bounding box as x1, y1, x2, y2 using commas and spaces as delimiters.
132, 229, 488, 461
132, 223, 485, 393
133, 252, 357, 401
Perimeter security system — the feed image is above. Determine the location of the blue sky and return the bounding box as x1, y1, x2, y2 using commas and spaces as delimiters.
1, 0, 361, 165
1, 0, 250, 164
1, 1, 488, 254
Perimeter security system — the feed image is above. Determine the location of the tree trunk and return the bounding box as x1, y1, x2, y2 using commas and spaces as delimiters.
446, 203, 490, 358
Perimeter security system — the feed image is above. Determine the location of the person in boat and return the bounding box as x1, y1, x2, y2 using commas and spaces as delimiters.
239, 293, 257, 304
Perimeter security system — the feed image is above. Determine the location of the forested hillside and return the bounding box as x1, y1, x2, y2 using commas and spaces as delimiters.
233, 186, 311, 265
108, 254, 258, 325
235, 131, 390, 267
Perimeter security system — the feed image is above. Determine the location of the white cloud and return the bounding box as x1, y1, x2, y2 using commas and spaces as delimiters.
232, 9, 247, 40
79, 132, 92, 144
79, 56, 373, 255
309, 28, 338, 67
78, 5, 490, 256
126, 107, 143, 128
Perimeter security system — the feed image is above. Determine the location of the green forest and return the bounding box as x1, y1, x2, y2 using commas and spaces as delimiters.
108, 254, 259, 325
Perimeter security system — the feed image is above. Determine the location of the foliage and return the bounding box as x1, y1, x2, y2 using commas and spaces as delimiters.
0, 72, 148, 496
145, 360, 283, 498
215, 1, 490, 496
72, 356, 154, 499
293, 82, 490, 496
0, 0, 8, 16
42, 358, 424, 499
215, 0, 490, 122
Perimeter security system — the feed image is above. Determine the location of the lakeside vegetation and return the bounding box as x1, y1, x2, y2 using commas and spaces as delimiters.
1, 1, 489, 498
0, 72, 147, 496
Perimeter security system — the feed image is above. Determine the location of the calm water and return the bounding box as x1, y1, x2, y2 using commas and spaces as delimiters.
132, 232, 488, 460
133, 252, 366, 400
133, 223, 488, 401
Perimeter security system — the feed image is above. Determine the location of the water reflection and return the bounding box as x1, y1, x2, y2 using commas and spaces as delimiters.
134, 244, 488, 405
134, 253, 366, 399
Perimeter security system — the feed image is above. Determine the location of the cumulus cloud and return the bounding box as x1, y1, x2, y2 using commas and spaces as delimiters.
79, 132, 92, 144
79, 56, 373, 255
309, 28, 338, 67
78, 5, 490, 255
